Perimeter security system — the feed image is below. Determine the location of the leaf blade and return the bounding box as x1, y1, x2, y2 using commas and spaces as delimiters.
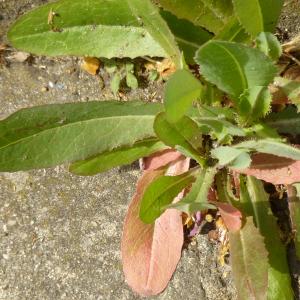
236, 153, 300, 184
233, 0, 283, 36
229, 217, 269, 300
195, 41, 277, 99
157, 0, 233, 34
164, 69, 203, 123
0, 101, 162, 171
121, 166, 183, 296
69, 139, 167, 176
8, 0, 170, 59
239, 176, 294, 299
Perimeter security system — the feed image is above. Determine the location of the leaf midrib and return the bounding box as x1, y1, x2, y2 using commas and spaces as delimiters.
10, 23, 146, 41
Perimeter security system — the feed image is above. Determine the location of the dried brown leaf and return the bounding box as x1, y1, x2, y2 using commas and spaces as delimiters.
81, 57, 101, 75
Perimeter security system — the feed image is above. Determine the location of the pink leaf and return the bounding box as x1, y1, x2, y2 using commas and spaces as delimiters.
211, 201, 242, 232
121, 157, 190, 296
141, 149, 183, 170
236, 153, 300, 184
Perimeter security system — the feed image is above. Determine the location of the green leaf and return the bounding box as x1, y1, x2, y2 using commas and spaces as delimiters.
239, 176, 294, 299
8, 0, 175, 60
169, 166, 217, 214
126, 72, 138, 90
195, 41, 277, 99
0, 101, 163, 171
211, 147, 251, 169
214, 16, 250, 43
164, 69, 203, 123
232, 0, 284, 36
69, 139, 167, 176
157, 0, 233, 34
139, 168, 197, 223
239, 86, 272, 123
161, 10, 213, 64
273, 77, 300, 104
154, 112, 204, 164
229, 217, 269, 300
266, 105, 300, 136
256, 32, 282, 61
111, 73, 121, 95
235, 139, 300, 160
126, 0, 181, 67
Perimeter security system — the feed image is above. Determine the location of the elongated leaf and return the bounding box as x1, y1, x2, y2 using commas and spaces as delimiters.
266, 105, 300, 136
154, 112, 204, 164
256, 32, 282, 61
164, 69, 203, 123
139, 168, 197, 223
239, 86, 272, 123
157, 0, 233, 34
126, 0, 181, 67
289, 184, 300, 258
69, 139, 167, 176
169, 166, 217, 214
240, 176, 294, 299
122, 156, 189, 296
8, 0, 174, 60
237, 153, 300, 184
232, 0, 283, 36
0, 101, 162, 171
229, 217, 268, 300
195, 41, 277, 99
235, 139, 300, 160
161, 10, 212, 63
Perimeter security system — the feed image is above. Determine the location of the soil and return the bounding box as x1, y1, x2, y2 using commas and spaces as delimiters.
1, 0, 300, 299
